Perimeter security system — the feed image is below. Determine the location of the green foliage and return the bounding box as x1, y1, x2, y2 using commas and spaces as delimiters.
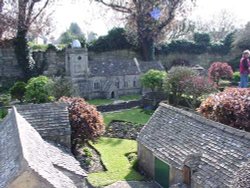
14, 30, 32, 80
164, 66, 197, 105
193, 33, 211, 46
83, 147, 93, 158
58, 23, 86, 45
157, 32, 234, 55
59, 97, 105, 147
10, 81, 26, 102
25, 76, 55, 103
208, 62, 233, 84
28, 42, 48, 51
0, 108, 8, 119
140, 69, 166, 92
47, 77, 73, 100
0, 93, 11, 106
197, 88, 250, 131
233, 71, 240, 82
88, 137, 143, 187
88, 27, 132, 52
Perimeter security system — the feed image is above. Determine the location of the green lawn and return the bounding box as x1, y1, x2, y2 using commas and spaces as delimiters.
103, 108, 153, 125
87, 137, 143, 187
87, 98, 113, 106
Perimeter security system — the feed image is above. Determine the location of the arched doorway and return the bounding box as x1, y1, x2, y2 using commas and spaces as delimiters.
111, 91, 115, 99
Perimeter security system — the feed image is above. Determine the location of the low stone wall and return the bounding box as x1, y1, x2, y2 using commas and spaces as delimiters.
96, 100, 142, 112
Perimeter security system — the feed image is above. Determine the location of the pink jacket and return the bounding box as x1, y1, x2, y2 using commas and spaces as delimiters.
239, 58, 250, 74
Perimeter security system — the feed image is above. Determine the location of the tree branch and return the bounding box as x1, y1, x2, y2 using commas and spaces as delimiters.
30, 0, 50, 25
95, 0, 132, 13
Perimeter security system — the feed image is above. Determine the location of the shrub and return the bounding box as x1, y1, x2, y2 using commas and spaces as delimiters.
164, 66, 197, 105
10, 81, 26, 102
59, 97, 105, 149
140, 69, 166, 92
180, 76, 217, 109
25, 76, 55, 103
233, 71, 240, 82
47, 77, 74, 100
197, 88, 250, 131
208, 62, 233, 84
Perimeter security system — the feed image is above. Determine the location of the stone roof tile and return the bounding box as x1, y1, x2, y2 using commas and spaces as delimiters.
137, 103, 250, 187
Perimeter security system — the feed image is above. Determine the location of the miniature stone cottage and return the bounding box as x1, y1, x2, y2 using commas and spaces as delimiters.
0, 106, 87, 188
137, 103, 250, 188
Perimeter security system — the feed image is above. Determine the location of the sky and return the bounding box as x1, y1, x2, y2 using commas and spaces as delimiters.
51, 0, 250, 38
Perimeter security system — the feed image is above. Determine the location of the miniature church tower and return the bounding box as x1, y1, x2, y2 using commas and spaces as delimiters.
65, 40, 89, 77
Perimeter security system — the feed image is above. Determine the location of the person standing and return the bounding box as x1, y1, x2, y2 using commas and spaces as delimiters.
239, 50, 250, 88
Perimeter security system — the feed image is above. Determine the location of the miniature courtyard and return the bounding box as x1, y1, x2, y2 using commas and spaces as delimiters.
1, 0, 250, 188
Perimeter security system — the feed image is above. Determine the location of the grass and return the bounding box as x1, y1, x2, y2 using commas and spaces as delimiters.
119, 94, 141, 101
87, 98, 113, 106
103, 108, 153, 125
87, 137, 143, 187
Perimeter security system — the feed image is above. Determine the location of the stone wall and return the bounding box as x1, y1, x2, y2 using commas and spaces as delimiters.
0, 47, 241, 87
96, 100, 142, 112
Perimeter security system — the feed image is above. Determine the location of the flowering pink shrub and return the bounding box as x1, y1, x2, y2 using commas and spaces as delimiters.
197, 88, 250, 131
208, 62, 233, 84
180, 76, 217, 108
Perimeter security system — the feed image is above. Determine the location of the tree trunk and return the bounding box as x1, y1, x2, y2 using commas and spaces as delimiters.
140, 36, 155, 61
14, 29, 32, 80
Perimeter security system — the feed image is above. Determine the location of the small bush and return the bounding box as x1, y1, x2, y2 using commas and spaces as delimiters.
59, 97, 105, 149
10, 81, 26, 102
25, 76, 55, 103
83, 147, 93, 158
140, 69, 166, 92
197, 88, 250, 131
180, 76, 217, 109
208, 62, 233, 84
164, 66, 198, 105
47, 77, 74, 100
233, 71, 240, 82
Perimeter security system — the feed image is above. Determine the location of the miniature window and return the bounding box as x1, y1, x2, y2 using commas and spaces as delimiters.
133, 80, 136, 87
78, 56, 82, 60
124, 81, 128, 88
183, 165, 191, 186
115, 81, 120, 89
94, 82, 100, 90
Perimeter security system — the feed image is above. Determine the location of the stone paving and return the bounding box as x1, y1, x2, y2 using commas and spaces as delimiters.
104, 181, 160, 188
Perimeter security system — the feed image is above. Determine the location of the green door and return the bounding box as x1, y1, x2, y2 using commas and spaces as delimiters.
154, 157, 170, 188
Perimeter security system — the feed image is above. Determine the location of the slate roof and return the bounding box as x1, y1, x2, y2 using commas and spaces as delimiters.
0, 107, 87, 188
89, 59, 164, 77
89, 59, 140, 76
16, 103, 70, 143
233, 161, 250, 188
137, 103, 250, 188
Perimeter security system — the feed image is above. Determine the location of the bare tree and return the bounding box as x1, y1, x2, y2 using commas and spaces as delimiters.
193, 10, 238, 42
93, 0, 196, 61
0, 0, 54, 79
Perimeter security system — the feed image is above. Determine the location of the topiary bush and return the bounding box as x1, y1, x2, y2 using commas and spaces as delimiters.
10, 81, 26, 102
208, 62, 233, 85
59, 97, 105, 150
25, 76, 55, 103
197, 88, 250, 131
164, 66, 198, 105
